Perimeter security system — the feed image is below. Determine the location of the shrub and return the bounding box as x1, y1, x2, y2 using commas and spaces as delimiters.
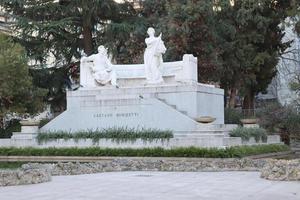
0, 119, 21, 138
0, 144, 289, 158
280, 111, 300, 144
224, 108, 242, 124
282, 112, 300, 139
256, 102, 288, 133
37, 128, 173, 144
257, 103, 300, 144
229, 127, 268, 142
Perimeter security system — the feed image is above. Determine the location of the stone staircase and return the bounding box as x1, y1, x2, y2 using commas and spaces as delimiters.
157, 98, 189, 116
156, 97, 237, 139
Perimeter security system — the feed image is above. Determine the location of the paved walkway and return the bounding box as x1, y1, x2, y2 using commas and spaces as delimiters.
1, 172, 299, 200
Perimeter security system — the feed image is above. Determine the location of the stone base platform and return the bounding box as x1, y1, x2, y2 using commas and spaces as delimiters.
41, 83, 225, 134
30, 83, 281, 148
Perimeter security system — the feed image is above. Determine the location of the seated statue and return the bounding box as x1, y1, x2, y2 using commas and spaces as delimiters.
81, 46, 118, 87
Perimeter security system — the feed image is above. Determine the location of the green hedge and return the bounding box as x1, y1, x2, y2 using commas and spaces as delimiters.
0, 162, 25, 169
0, 144, 289, 158
37, 128, 173, 144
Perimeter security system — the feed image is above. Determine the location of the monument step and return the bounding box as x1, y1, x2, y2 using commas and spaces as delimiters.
175, 130, 227, 134
157, 98, 191, 118
196, 124, 238, 131
174, 134, 225, 138
11, 132, 37, 140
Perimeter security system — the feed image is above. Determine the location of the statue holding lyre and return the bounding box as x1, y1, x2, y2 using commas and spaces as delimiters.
144, 27, 167, 84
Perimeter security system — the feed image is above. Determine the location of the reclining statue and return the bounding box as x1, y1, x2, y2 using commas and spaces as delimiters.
81, 46, 118, 87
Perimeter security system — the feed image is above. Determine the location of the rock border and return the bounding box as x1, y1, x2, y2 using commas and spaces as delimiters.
1, 158, 299, 186
261, 159, 300, 181
0, 168, 51, 187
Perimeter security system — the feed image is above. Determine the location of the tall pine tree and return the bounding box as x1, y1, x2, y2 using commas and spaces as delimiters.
1, 0, 138, 64
0, 0, 139, 111
216, 0, 293, 109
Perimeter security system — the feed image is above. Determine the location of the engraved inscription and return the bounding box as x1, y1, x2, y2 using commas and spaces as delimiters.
93, 113, 113, 118
93, 112, 139, 118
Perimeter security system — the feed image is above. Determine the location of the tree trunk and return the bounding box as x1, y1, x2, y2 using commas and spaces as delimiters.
0, 116, 3, 129
228, 88, 237, 108
82, 24, 93, 56
243, 89, 255, 117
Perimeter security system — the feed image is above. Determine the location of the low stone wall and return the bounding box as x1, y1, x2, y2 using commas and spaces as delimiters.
261, 159, 300, 181
0, 135, 281, 149
224, 135, 281, 146
2, 158, 298, 186
0, 168, 51, 186
21, 158, 266, 176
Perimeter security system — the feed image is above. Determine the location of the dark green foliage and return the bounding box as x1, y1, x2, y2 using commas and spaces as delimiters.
0, 162, 25, 169
0, 144, 289, 158
111, 0, 168, 64
0, 34, 46, 126
0, 0, 140, 111
165, 0, 219, 82
215, 0, 293, 109
224, 108, 242, 124
257, 103, 300, 143
256, 102, 289, 132
37, 128, 173, 144
30, 67, 67, 113
39, 118, 51, 128
230, 127, 268, 142
162, 0, 293, 108
0, 119, 21, 138
0, 0, 138, 61
282, 111, 300, 139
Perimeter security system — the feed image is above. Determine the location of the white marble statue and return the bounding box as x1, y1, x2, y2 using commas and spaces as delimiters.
81, 46, 117, 87
144, 27, 167, 84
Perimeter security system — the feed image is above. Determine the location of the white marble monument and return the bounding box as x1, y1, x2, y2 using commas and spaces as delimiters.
42, 28, 231, 136
80, 45, 117, 87
144, 27, 166, 84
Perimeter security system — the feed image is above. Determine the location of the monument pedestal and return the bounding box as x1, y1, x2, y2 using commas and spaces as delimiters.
41, 82, 227, 133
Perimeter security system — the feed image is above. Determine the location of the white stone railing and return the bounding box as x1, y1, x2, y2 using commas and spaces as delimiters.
80, 54, 197, 87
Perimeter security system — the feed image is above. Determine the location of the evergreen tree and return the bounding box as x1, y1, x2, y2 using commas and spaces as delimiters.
165, 0, 219, 82
0, 33, 46, 127
0, 0, 138, 111
216, 0, 293, 109
0, 0, 138, 64
165, 0, 293, 109
111, 0, 168, 64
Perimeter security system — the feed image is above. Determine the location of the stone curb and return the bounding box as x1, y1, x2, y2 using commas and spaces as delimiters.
0, 168, 51, 187
1, 158, 299, 186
